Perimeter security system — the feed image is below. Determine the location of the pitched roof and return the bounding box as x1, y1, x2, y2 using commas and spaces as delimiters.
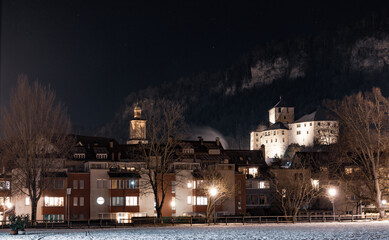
266, 122, 289, 130
294, 107, 336, 123
225, 150, 267, 168
273, 97, 291, 108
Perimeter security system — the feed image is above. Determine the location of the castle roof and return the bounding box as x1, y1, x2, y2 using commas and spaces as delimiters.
294, 107, 336, 123
273, 97, 291, 108
264, 122, 289, 131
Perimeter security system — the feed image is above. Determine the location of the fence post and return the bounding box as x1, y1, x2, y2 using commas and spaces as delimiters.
338, 215, 341, 222
190, 216, 192, 226
323, 213, 325, 222
259, 216, 261, 224
277, 216, 279, 224
225, 217, 227, 225
242, 216, 245, 225
351, 214, 354, 222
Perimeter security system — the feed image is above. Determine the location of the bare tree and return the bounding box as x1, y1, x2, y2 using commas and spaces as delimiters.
270, 157, 323, 218
326, 88, 389, 218
138, 98, 186, 220
1, 76, 72, 223
196, 168, 234, 223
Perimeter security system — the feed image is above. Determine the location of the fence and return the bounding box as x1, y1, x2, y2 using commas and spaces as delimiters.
0, 214, 380, 229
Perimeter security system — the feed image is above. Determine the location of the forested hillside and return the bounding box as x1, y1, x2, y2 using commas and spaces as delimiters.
99, 15, 389, 149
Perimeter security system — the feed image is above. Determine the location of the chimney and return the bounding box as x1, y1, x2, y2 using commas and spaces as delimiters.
260, 144, 266, 160
109, 141, 114, 149
215, 137, 220, 146
198, 136, 203, 145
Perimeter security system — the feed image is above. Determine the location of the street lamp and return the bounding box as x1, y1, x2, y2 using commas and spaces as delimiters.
328, 187, 337, 221
66, 188, 71, 227
209, 187, 218, 223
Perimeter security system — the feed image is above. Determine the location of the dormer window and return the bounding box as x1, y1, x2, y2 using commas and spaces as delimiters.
74, 153, 85, 159
208, 149, 220, 155
183, 148, 194, 154
96, 153, 108, 159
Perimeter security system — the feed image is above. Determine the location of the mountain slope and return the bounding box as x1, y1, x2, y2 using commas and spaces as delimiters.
99, 16, 389, 149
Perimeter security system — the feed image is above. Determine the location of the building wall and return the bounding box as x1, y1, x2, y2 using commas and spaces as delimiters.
235, 174, 246, 215
68, 173, 90, 220
89, 169, 110, 219
259, 129, 289, 159
175, 171, 195, 216
289, 121, 316, 146
289, 121, 338, 146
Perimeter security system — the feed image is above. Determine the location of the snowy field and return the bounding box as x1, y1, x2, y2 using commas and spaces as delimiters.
1, 221, 389, 240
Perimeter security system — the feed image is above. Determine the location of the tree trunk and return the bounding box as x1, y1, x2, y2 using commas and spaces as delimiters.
374, 178, 385, 218
156, 207, 163, 223
31, 199, 38, 225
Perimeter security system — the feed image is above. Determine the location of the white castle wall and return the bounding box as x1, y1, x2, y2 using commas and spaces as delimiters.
289, 121, 338, 146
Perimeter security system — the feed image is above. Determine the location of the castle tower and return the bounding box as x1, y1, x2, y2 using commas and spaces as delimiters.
268, 97, 294, 124
127, 104, 148, 145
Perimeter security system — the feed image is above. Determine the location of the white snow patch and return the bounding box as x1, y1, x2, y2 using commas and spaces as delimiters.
1, 221, 389, 240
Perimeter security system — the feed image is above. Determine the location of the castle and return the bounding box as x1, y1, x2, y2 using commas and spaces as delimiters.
250, 98, 338, 160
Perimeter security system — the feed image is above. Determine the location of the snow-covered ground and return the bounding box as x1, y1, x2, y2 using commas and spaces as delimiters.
1, 221, 389, 239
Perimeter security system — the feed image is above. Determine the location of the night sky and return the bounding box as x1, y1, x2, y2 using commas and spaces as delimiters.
1, 1, 387, 127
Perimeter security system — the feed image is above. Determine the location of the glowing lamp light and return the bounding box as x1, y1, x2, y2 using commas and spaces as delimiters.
6, 202, 13, 209
328, 188, 337, 197
187, 182, 192, 188
382, 200, 387, 205
97, 197, 105, 205
209, 187, 217, 197
170, 201, 176, 207
131, 180, 135, 185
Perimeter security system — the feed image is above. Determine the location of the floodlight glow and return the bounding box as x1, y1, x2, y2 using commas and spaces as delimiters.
210, 187, 217, 197
328, 188, 337, 197
382, 199, 387, 205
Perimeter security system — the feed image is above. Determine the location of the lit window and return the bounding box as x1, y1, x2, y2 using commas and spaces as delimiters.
44, 197, 64, 207
171, 197, 176, 210
73, 180, 78, 189
25, 197, 30, 206
126, 196, 138, 206
80, 197, 84, 206
73, 197, 78, 206
248, 168, 258, 178
311, 179, 319, 190
196, 196, 207, 205
187, 196, 192, 204
79, 180, 84, 189
259, 181, 269, 189
187, 181, 192, 189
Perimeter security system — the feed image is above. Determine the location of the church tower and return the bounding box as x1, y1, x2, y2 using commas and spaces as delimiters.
126, 104, 148, 145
